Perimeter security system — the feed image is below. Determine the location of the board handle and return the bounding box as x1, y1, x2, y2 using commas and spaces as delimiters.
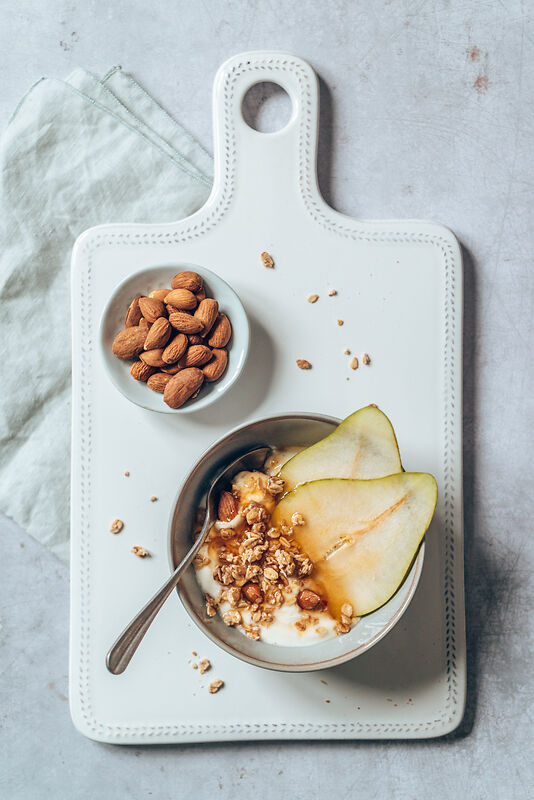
210, 51, 320, 206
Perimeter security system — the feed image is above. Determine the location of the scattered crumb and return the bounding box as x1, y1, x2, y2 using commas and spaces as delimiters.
320, 679, 328, 685
393, 703, 398, 707
192, 650, 198, 656
192, 662, 198, 670
343, 348, 351, 355
131, 545, 150, 558
109, 519, 123, 534
296, 359, 312, 370
328, 289, 337, 297
386, 697, 392, 702
150, 496, 158, 502
350, 357, 359, 370
325, 699, 331, 703
260, 251, 274, 268
208, 679, 224, 694
362, 353, 371, 365
124, 471, 130, 477
198, 658, 211, 674
337, 319, 344, 326
307, 293, 319, 303
346, 377, 350, 381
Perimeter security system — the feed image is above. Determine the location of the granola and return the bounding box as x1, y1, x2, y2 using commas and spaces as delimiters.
193, 452, 358, 645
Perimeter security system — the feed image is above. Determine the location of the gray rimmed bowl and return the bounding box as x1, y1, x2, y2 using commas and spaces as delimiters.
100, 263, 249, 413
169, 413, 425, 672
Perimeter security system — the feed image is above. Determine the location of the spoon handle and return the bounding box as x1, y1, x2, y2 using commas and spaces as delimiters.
106, 530, 207, 675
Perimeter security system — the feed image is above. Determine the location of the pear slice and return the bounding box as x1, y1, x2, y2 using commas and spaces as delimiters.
279, 406, 402, 493
271, 473, 437, 617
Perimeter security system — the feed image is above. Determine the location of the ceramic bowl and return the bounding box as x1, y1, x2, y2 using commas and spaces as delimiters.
100, 263, 249, 413
169, 413, 425, 672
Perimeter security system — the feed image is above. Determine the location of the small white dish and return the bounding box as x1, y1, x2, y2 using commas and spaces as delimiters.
99, 263, 249, 413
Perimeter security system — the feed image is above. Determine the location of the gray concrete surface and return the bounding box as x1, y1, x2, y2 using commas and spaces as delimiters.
1, 1, 533, 798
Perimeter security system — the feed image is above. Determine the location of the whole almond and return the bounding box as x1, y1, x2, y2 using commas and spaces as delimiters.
161, 361, 184, 374
194, 298, 219, 337
242, 582, 263, 604
163, 288, 197, 310
183, 344, 213, 367
297, 589, 321, 610
195, 286, 206, 302
125, 294, 143, 327
202, 348, 227, 382
130, 360, 156, 382
218, 490, 238, 521
162, 333, 188, 363
139, 296, 166, 323
171, 271, 203, 292
163, 368, 204, 408
147, 372, 173, 393
168, 311, 205, 334
144, 317, 171, 350
208, 313, 232, 348
188, 334, 203, 345
149, 288, 171, 302
140, 348, 166, 368
112, 326, 147, 359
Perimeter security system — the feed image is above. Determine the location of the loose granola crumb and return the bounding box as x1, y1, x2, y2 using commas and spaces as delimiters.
315, 626, 328, 637
131, 545, 149, 558
198, 658, 211, 674
263, 567, 279, 581
192, 651, 198, 656
124, 471, 130, 477
325, 699, 331, 703
205, 593, 218, 617
109, 519, 124, 534
341, 602, 353, 618
267, 477, 285, 495
307, 293, 319, 303
222, 609, 241, 626
296, 359, 312, 370
350, 357, 359, 370
192, 662, 198, 670
150, 496, 158, 502
261, 251, 274, 268
320, 679, 328, 685
208, 679, 224, 694
328, 289, 337, 296
291, 512, 305, 526
362, 353, 371, 365
337, 319, 344, 326
343, 348, 351, 355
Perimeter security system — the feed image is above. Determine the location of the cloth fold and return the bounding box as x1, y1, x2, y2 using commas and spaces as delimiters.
0, 67, 213, 561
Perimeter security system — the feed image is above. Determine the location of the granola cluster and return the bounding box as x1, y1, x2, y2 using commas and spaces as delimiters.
193, 468, 355, 642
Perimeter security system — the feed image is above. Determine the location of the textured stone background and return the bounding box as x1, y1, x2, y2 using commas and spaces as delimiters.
2, 1, 533, 798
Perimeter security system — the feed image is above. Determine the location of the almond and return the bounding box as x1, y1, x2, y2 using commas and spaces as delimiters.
149, 288, 171, 302
188, 334, 203, 345
160, 361, 184, 374
139, 348, 166, 368
297, 589, 321, 610
163, 288, 197, 310
194, 298, 218, 337
171, 270, 203, 292
218, 490, 238, 522
242, 582, 263, 604
125, 294, 143, 327
195, 286, 206, 302
183, 344, 213, 367
130, 360, 156, 382
202, 348, 227, 382
162, 333, 188, 364
147, 373, 173, 393
144, 317, 171, 350
208, 314, 232, 348
139, 296, 166, 323
112, 326, 147, 359
168, 311, 205, 334
163, 367, 204, 408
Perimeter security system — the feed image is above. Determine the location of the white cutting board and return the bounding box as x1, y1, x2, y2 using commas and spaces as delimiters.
70, 51, 465, 742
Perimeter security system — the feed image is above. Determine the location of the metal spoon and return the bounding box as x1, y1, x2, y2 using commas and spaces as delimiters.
106, 446, 271, 675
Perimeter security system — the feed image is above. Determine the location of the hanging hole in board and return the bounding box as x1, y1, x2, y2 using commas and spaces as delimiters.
241, 82, 293, 133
